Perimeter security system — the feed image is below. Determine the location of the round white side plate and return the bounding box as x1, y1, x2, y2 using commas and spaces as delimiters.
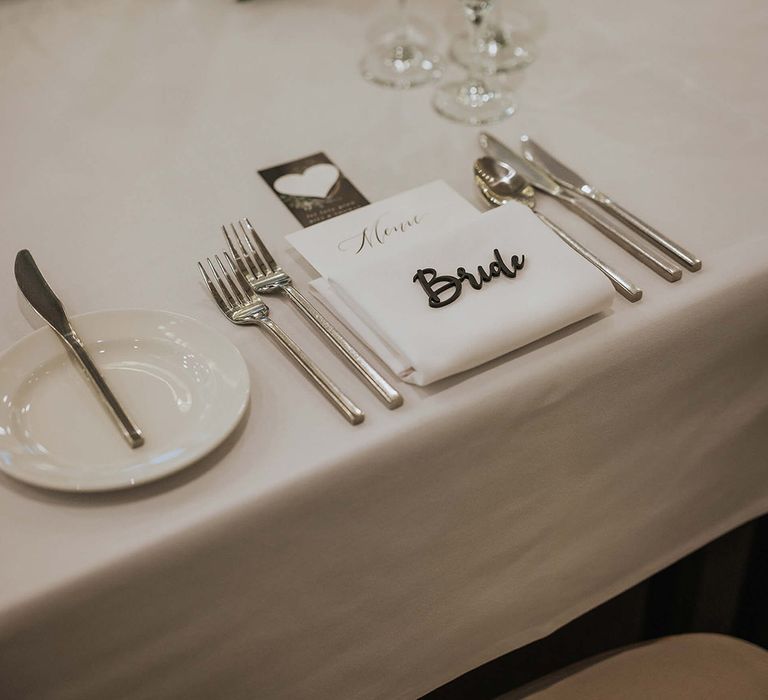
0, 309, 250, 492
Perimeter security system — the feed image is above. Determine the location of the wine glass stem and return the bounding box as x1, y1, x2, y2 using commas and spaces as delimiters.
396, 0, 409, 44
465, 2, 492, 83
490, 2, 502, 28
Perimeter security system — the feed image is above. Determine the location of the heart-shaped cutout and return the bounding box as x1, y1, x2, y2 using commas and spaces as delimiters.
273, 163, 340, 199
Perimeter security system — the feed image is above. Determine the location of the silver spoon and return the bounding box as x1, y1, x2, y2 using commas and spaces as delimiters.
474, 157, 643, 303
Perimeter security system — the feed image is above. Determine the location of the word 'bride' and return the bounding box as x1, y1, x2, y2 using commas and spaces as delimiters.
413, 249, 525, 308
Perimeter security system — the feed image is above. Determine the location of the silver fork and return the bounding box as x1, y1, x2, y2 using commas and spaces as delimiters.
222, 218, 403, 409
198, 252, 364, 425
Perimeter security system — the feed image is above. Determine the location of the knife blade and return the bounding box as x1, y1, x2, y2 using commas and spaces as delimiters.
479, 132, 562, 195
478, 132, 684, 282
14, 250, 144, 449
520, 135, 702, 271
519, 135, 593, 195
14, 249, 72, 338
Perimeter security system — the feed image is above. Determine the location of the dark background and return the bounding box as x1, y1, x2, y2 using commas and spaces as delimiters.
423, 514, 768, 699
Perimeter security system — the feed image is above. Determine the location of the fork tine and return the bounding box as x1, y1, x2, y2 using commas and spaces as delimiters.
223, 251, 257, 301
236, 220, 270, 276
208, 257, 238, 308
198, 261, 231, 313
243, 217, 278, 272
215, 254, 247, 306
238, 221, 271, 276
221, 224, 246, 274
227, 223, 264, 279
222, 225, 252, 279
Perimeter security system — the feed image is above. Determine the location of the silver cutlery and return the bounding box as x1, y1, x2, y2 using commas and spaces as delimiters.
479, 133, 683, 282
474, 158, 643, 302
222, 218, 402, 409
198, 252, 365, 425
14, 249, 145, 448
520, 135, 701, 272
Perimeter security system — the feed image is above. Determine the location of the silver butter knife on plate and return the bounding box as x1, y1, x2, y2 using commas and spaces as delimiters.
520, 135, 701, 272
479, 132, 684, 282
14, 250, 144, 449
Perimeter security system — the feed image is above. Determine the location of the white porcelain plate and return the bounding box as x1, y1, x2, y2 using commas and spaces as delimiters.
0, 309, 249, 492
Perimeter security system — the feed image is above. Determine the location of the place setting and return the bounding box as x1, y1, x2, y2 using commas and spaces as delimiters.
0, 124, 703, 493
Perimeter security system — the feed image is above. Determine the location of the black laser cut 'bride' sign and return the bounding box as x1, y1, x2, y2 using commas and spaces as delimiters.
413, 249, 525, 308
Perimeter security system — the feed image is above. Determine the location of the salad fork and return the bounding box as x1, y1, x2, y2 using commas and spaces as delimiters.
198, 253, 364, 425
222, 218, 403, 409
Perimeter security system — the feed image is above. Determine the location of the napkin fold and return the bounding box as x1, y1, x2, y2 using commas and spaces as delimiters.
311, 204, 614, 386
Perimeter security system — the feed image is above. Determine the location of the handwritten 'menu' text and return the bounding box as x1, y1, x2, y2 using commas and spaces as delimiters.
338, 213, 425, 254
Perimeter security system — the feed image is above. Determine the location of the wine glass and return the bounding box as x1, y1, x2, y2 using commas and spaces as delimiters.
432, 0, 516, 125
450, 2, 533, 73
360, 0, 442, 89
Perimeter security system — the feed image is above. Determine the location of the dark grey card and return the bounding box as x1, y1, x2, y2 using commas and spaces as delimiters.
259, 152, 369, 228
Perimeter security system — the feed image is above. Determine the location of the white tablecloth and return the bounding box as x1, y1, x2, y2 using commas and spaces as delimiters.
1, 1, 767, 698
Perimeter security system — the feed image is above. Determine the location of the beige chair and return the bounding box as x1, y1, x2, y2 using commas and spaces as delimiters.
499, 634, 768, 699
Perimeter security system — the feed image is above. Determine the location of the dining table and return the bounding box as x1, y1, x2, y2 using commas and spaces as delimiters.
1, 0, 767, 698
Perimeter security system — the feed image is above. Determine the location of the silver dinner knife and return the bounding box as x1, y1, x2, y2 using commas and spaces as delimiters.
520, 135, 702, 271
14, 250, 144, 449
479, 132, 684, 282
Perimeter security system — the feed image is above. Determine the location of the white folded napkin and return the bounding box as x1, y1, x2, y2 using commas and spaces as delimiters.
311, 204, 615, 386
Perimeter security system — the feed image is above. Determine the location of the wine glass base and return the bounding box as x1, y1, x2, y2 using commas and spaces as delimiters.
451, 27, 533, 73
360, 43, 442, 89
365, 13, 439, 48
432, 80, 516, 126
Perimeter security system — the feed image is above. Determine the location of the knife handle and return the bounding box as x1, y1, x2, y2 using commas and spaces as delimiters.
595, 197, 702, 272
65, 333, 145, 448
556, 194, 683, 282
535, 212, 643, 302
